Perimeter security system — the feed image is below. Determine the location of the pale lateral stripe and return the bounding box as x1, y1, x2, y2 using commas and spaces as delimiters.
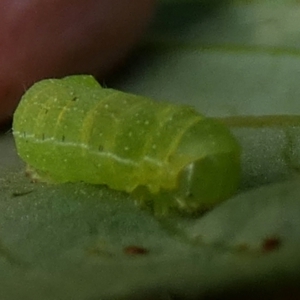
14, 131, 164, 168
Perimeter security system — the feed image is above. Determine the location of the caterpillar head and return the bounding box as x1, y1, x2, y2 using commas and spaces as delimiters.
132, 118, 241, 216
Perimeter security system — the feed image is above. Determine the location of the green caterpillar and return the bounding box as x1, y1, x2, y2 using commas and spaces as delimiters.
12, 75, 241, 216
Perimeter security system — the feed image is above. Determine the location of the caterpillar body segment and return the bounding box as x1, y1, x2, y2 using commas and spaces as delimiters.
13, 75, 241, 216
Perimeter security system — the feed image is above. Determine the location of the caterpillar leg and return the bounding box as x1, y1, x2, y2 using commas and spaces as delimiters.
25, 165, 55, 183
131, 152, 240, 217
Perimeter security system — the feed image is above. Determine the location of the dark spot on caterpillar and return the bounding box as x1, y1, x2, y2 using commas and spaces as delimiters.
42, 133, 45, 140
71, 97, 78, 101
261, 236, 281, 253
44, 109, 48, 114
98, 145, 104, 151
61, 135, 65, 142
123, 245, 149, 255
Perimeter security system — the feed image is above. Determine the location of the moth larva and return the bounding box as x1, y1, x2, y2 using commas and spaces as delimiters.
12, 75, 241, 216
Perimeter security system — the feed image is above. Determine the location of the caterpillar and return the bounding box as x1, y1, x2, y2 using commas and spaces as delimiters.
12, 75, 241, 216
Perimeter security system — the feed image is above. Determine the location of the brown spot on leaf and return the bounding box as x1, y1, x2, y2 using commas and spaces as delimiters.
123, 245, 149, 256
262, 236, 281, 253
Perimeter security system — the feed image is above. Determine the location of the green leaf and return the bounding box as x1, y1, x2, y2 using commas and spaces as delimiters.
2, 0, 300, 299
